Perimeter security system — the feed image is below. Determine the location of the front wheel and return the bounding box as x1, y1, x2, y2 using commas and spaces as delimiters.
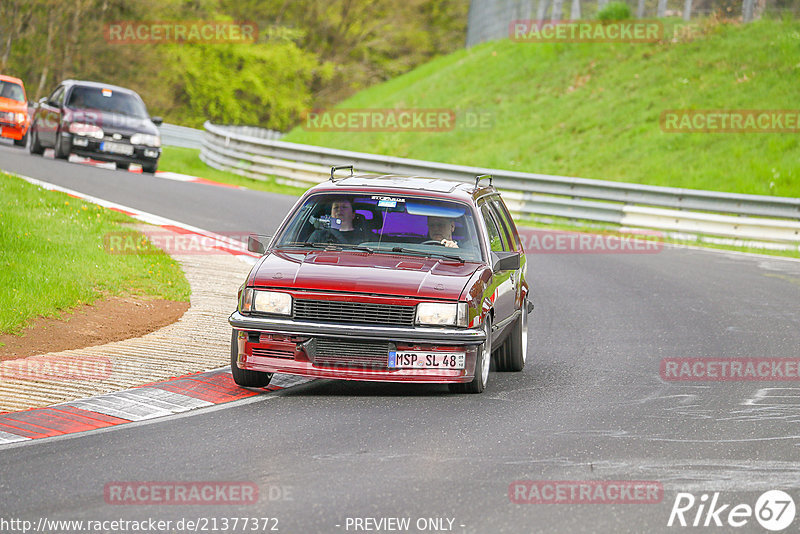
495, 309, 527, 372
141, 161, 158, 174
450, 317, 491, 394
230, 329, 273, 388
54, 131, 69, 159
29, 127, 44, 155
13, 131, 28, 147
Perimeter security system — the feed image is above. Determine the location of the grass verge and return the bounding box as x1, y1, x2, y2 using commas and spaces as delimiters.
0, 172, 191, 336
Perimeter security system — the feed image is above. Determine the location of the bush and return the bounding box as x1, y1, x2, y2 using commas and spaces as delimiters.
598, 1, 632, 20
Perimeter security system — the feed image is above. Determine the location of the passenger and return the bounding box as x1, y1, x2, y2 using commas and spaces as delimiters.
426, 216, 459, 248
308, 198, 368, 244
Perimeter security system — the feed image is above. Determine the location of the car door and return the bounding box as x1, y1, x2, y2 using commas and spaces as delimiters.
37, 85, 64, 146
479, 201, 515, 339
489, 197, 526, 312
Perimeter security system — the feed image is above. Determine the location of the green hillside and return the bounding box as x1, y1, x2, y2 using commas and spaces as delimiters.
286, 18, 800, 198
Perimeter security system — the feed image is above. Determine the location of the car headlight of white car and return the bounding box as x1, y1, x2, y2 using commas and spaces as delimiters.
130, 133, 161, 147
240, 289, 292, 316
416, 302, 468, 327
68, 122, 104, 139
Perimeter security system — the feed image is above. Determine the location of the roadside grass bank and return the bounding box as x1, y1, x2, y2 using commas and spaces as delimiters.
159, 146, 307, 196
0, 172, 190, 336
285, 17, 800, 198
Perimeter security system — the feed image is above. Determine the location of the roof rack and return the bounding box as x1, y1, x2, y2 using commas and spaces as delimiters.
474, 174, 493, 189
330, 165, 354, 182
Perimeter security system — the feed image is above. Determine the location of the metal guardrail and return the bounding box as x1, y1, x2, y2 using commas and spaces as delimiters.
200, 121, 800, 245
160, 123, 283, 149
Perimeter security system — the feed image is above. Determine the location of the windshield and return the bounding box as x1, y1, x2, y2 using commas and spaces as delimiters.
66, 86, 148, 118
0, 81, 25, 102
275, 193, 483, 262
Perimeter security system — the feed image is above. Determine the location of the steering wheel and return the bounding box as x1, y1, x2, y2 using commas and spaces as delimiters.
420, 240, 445, 246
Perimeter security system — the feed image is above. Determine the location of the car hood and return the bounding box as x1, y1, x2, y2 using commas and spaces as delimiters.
0, 98, 27, 113
250, 250, 481, 300
68, 109, 157, 136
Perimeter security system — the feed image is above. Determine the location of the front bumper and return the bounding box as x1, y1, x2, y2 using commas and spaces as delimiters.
229, 312, 486, 384
64, 133, 161, 164
229, 311, 485, 345
0, 122, 28, 140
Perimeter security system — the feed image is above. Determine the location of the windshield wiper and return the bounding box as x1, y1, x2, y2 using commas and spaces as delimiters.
279, 242, 373, 253
390, 246, 465, 263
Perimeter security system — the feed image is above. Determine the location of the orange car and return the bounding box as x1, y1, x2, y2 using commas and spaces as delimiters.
0, 74, 30, 146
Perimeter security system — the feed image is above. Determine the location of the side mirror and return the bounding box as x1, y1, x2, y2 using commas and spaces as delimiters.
491, 251, 520, 272
151, 116, 163, 126
247, 234, 270, 255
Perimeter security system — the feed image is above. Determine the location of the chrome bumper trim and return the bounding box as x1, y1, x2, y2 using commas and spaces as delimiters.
228, 311, 485, 345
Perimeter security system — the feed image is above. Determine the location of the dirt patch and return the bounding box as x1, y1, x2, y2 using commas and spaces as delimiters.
0, 297, 189, 360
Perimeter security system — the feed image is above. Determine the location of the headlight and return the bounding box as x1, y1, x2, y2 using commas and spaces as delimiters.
68, 122, 104, 139
416, 302, 468, 327
240, 288, 292, 316
15, 113, 25, 123
130, 133, 161, 147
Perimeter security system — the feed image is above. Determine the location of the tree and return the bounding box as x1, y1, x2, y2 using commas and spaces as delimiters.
570, 0, 582, 19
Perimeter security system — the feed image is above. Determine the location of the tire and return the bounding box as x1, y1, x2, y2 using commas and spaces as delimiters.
141, 161, 158, 174
450, 317, 491, 394
230, 329, 273, 388
495, 309, 528, 372
29, 127, 44, 155
117, 162, 130, 171
13, 131, 27, 147
54, 131, 69, 159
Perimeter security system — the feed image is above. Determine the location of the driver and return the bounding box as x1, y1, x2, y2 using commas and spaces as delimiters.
426, 216, 459, 248
308, 198, 368, 245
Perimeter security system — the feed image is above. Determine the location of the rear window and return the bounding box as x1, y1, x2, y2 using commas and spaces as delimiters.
0, 81, 25, 102
66, 86, 148, 118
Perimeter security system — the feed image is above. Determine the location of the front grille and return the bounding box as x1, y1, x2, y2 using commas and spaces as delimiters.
0, 111, 13, 121
294, 299, 415, 326
251, 347, 294, 359
306, 338, 391, 368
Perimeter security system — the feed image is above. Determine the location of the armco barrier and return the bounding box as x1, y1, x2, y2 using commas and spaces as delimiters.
200, 121, 800, 246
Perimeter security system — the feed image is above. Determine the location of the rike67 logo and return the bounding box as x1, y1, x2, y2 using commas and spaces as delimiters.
668, 490, 796, 531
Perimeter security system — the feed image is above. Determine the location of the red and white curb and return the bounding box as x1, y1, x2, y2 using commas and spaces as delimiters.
0, 370, 312, 444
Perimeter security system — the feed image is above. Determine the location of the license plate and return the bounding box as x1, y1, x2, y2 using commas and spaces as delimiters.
100, 141, 133, 155
388, 351, 465, 369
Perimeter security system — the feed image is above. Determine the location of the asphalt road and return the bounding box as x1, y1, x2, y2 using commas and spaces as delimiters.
2, 141, 800, 533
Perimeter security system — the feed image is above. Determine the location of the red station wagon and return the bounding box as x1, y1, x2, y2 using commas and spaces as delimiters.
229, 168, 532, 393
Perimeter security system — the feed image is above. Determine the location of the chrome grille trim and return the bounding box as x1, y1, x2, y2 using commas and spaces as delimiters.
305, 338, 391, 368
294, 299, 415, 326
251, 347, 294, 359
